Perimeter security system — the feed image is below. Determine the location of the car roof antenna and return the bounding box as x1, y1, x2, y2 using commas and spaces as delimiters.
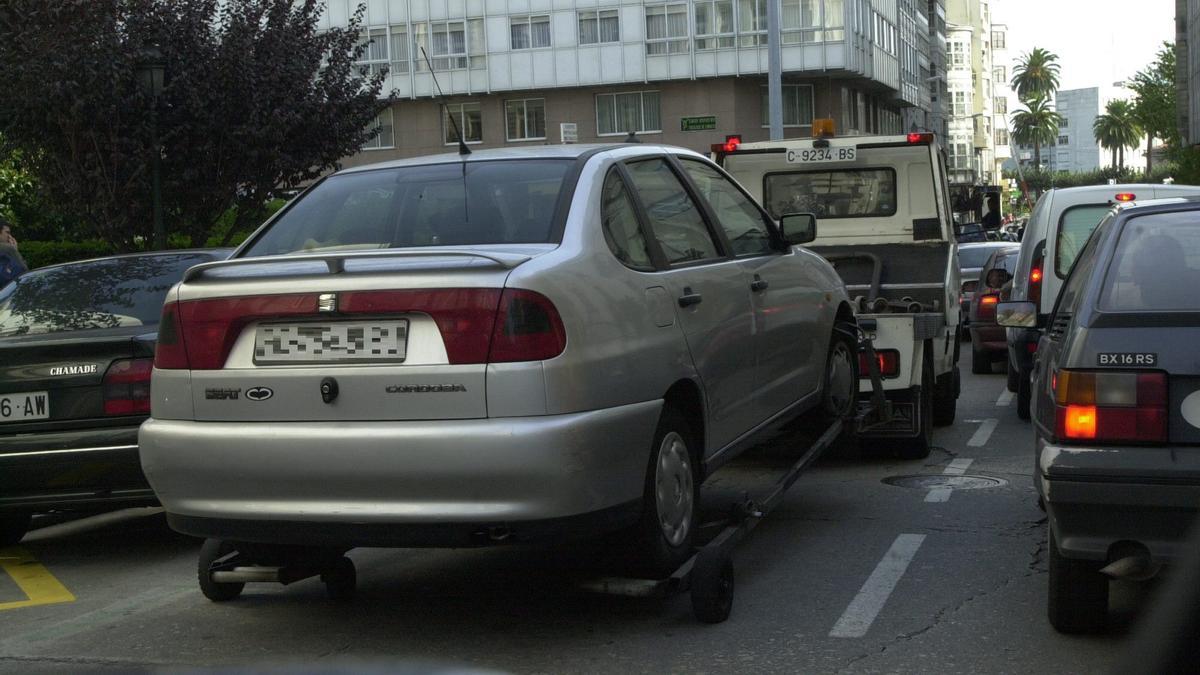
421, 47, 470, 156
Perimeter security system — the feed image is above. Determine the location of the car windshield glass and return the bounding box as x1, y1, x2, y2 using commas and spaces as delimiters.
959, 246, 999, 268
1100, 210, 1200, 312
762, 169, 897, 220
1055, 204, 1111, 277
243, 160, 573, 257
0, 254, 214, 337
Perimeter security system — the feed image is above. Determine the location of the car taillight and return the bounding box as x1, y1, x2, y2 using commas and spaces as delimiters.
341, 289, 503, 364
103, 358, 153, 415
1029, 249, 1044, 306
1053, 370, 1167, 444
488, 289, 566, 362
859, 350, 900, 378
154, 302, 190, 369
976, 293, 999, 321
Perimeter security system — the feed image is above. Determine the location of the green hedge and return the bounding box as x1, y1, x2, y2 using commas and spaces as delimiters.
20, 239, 116, 269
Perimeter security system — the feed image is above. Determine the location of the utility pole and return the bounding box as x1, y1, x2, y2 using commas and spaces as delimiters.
767, 0, 783, 140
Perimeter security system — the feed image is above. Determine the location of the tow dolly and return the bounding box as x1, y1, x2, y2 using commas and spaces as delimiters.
196, 326, 894, 622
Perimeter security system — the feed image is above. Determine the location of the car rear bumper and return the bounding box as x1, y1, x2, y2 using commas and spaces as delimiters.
0, 425, 154, 511
970, 324, 1006, 351
139, 400, 663, 547
1037, 440, 1200, 563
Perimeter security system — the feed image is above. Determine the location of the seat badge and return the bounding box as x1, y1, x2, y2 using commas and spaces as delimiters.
318, 293, 338, 313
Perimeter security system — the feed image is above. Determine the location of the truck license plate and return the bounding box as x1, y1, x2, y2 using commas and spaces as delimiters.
0, 391, 49, 423
786, 147, 857, 164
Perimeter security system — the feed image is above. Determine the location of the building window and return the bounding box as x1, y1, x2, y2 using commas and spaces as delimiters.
362, 108, 394, 150
1058, 134, 1069, 145
579, 9, 620, 44
760, 84, 815, 127
511, 15, 551, 50
443, 102, 483, 145
995, 97, 1007, 115
995, 128, 1009, 146
695, 0, 735, 50
505, 98, 546, 141
950, 40, 966, 68
389, 26, 410, 74
414, 19, 485, 71
991, 30, 1005, 49
738, 0, 767, 46
993, 66, 1005, 83
645, 3, 689, 55
952, 91, 968, 117
1060, 117, 1068, 128
780, 0, 822, 44
871, 12, 896, 55
596, 91, 661, 135
356, 28, 389, 77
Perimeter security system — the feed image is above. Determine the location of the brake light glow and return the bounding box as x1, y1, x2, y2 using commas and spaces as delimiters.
1029, 246, 1045, 306
1030, 268, 1043, 283
103, 358, 153, 415
907, 132, 934, 144
1053, 370, 1167, 443
980, 295, 999, 305
975, 293, 1000, 321
1114, 192, 1136, 202
711, 134, 742, 155
859, 350, 901, 378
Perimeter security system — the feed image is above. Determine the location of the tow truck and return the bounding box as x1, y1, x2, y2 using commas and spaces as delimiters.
713, 122, 961, 457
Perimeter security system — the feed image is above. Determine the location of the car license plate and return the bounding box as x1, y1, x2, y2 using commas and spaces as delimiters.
254, 321, 408, 365
786, 147, 857, 164
0, 391, 49, 423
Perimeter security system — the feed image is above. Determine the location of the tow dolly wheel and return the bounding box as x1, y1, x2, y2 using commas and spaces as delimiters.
198, 539, 244, 602
321, 556, 356, 601
691, 548, 734, 624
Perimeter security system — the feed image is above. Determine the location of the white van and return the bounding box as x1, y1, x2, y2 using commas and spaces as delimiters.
1006, 183, 1200, 419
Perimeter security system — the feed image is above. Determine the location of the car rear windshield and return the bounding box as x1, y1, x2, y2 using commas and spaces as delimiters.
0, 254, 215, 337
959, 246, 1000, 268
1055, 204, 1112, 277
243, 159, 574, 257
762, 169, 897, 220
1100, 210, 1200, 312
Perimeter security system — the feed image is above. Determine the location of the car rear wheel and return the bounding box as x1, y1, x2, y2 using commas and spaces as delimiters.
1047, 529, 1108, 634
932, 365, 959, 427
1007, 359, 1019, 393
971, 342, 991, 374
0, 513, 30, 547
1017, 366, 1032, 421
821, 325, 858, 423
631, 405, 699, 579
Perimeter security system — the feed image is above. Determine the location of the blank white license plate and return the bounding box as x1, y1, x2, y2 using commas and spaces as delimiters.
0, 391, 49, 423
786, 147, 857, 163
254, 321, 408, 364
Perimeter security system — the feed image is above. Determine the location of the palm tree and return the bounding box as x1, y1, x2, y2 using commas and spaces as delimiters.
1011, 95, 1063, 170
1091, 99, 1142, 171
1010, 48, 1062, 102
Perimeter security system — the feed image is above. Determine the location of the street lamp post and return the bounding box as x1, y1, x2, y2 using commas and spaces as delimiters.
135, 48, 166, 250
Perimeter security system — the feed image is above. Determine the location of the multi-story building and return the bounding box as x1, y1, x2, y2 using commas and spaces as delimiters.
1012, 87, 1114, 174
945, 0, 995, 185
320, 0, 938, 165
990, 22, 1010, 180
923, 0, 950, 139
1176, 0, 1200, 144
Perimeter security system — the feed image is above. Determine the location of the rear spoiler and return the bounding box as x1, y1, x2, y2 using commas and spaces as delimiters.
182, 249, 532, 283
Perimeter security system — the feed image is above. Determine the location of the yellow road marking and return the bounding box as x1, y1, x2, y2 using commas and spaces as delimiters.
0, 547, 75, 611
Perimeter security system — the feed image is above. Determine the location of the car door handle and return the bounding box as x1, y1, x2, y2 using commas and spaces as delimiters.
750, 276, 769, 292
678, 288, 703, 307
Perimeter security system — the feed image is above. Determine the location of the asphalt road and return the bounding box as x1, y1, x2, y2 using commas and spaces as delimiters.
0, 364, 1157, 673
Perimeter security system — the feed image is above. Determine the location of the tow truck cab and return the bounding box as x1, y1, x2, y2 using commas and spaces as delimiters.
715, 130, 961, 453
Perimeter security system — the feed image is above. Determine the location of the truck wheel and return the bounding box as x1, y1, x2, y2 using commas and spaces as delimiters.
891, 358, 933, 460
0, 513, 31, 547
1007, 360, 1019, 393
971, 343, 991, 374
630, 405, 699, 578
1047, 530, 1108, 634
821, 324, 858, 423
1017, 366, 1032, 421
932, 366, 958, 427
198, 539, 245, 602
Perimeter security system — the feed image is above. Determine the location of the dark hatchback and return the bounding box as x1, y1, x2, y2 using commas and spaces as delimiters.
0, 249, 229, 545
999, 197, 1200, 633
968, 246, 1019, 373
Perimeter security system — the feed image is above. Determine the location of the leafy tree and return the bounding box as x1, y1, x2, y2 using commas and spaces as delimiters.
1092, 99, 1142, 171
1128, 41, 1178, 174
1011, 96, 1063, 171
0, 0, 389, 250
1010, 47, 1061, 102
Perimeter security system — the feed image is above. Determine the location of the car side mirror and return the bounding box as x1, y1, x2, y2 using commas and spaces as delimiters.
985, 268, 1011, 289
996, 301, 1037, 328
780, 213, 817, 245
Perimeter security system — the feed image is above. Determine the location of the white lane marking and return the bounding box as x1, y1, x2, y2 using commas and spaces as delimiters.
967, 419, 999, 447
829, 534, 927, 638
944, 458, 974, 475
924, 487, 952, 502
925, 459, 974, 502
997, 390, 1014, 406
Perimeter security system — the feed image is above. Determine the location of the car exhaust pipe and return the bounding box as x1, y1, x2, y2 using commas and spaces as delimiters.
1100, 543, 1159, 581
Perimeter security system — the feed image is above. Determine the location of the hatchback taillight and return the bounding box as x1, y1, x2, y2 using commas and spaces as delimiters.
1029, 249, 1044, 306
1053, 370, 1167, 444
976, 293, 999, 321
103, 358, 153, 415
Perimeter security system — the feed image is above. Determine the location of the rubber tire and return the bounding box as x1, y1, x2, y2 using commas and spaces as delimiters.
198, 539, 245, 602
1007, 359, 1019, 393
0, 513, 31, 547
821, 324, 859, 423
631, 406, 700, 579
1047, 529, 1108, 634
893, 358, 934, 460
971, 342, 991, 375
932, 366, 958, 427
322, 556, 356, 601
1017, 365, 1032, 421
691, 548, 735, 624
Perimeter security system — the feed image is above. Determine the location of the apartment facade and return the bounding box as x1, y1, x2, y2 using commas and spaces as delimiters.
989, 22, 1009, 180
945, 0, 996, 185
322, 0, 938, 166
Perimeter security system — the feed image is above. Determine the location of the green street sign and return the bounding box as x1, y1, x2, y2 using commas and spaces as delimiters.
680, 115, 717, 132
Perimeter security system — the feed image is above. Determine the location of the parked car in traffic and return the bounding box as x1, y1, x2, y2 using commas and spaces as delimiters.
998, 196, 1200, 633
1005, 184, 1200, 420
0, 249, 231, 545
138, 144, 860, 598
968, 246, 1019, 373
959, 242, 1015, 331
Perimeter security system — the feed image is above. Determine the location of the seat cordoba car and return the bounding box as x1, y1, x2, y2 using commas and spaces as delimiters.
138, 145, 858, 595
1000, 196, 1200, 633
